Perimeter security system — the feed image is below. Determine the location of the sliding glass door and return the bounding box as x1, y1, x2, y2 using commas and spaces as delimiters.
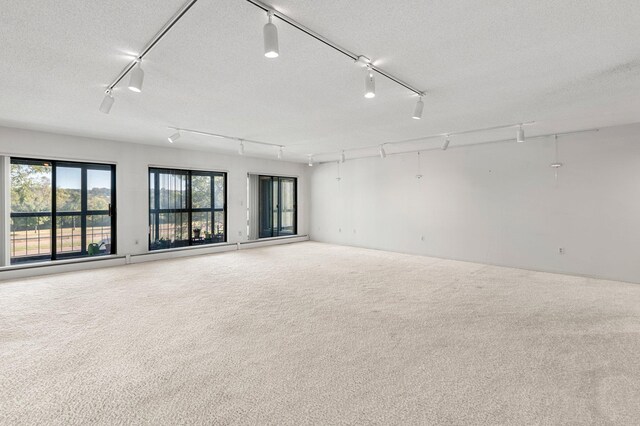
258, 176, 296, 238
10, 158, 116, 264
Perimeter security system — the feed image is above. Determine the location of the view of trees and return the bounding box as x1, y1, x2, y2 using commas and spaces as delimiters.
149, 170, 226, 248
10, 163, 113, 258
10, 164, 51, 213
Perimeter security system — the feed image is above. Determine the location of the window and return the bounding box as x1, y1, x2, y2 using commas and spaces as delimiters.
258, 176, 296, 238
149, 168, 226, 250
10, 158, 116, 264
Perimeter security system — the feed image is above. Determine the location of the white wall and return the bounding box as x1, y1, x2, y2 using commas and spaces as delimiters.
310, 123, 640, 283
0, 125, 309, 262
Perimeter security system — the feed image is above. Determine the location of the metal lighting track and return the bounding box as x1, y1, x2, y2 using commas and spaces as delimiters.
105, 0, 199, 92
244, 0, 425, 96
168, 127, 284, 148
315, 127, 600, 164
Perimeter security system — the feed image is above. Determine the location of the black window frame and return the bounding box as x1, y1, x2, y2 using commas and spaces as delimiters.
9, 157, 117, 264
148, 167, 227, 250
258, 175, 297, 239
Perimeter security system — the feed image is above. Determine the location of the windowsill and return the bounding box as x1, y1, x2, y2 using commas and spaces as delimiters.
0, 254, 125, 272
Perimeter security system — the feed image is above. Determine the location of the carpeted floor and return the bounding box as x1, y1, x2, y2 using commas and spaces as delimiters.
1, 242, 639, 425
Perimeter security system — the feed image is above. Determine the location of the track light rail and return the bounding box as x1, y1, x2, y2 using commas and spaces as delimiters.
105, 0, 199, 92
169, 127, 284, 148
244, 0, 425, 96
316, 127, 600, 164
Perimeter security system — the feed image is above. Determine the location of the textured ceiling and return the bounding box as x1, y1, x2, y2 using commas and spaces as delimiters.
1, 0, 639, 162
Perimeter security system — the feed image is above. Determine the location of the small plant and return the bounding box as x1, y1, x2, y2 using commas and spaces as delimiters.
193, 228, 201, 239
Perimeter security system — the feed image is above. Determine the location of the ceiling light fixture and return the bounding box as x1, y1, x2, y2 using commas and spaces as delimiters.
340, 150, 346, 163
277, 146, 284, 159
128, 60, 144, 93
99, 90, 114, 114
516, 125, 525, 143
263, 11, 279, 58
442, 136, 450, 150
238, 141, 245, 155
379, 145, 386, 159
412, 96, 424, 120
550, 134, 563, 168
308, 155, 314, 167
100, 0, 198, 111
364, 66, 376, 99
168, 132, 181, 143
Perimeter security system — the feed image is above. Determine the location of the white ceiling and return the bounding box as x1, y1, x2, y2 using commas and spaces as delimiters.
1, 0, 639, 162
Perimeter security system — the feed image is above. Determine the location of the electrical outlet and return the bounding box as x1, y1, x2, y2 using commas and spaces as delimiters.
558, 247, 564, 255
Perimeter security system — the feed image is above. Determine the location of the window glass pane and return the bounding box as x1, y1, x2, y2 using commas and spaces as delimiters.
192, 175, 211, 209
149, 171, 156, 209
10, 162, 52, 213
10, 216, 52, 260
158, 212, 189, 248
87, 169, 111, 211
214, 211, 225, 241
259, 176, 273, 238
159, 171, 187, 210
280, 178, 295, 234
87, 214, 112, 255
214, 175, 225, 209
56, 215, 82, 253
56, 167, 82, 212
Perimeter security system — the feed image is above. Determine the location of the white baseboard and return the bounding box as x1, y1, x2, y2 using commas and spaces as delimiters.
0, 235, 310, 282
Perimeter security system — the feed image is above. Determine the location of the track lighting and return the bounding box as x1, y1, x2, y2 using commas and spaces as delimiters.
263, 11, 279, 58
340, 151, 346, 163
99, 90, 114, 114
412, 97, 424, 120
278, 146, 284, 159
308, 155, 313, 167
102, 2, 428, 122
238, 141, 245, 155
442, 136, 450, 150
128, 61, 144, 93
167, 132, 181, 143
379, 145, 386, 159
516, 125, 525, 143
551, 135, 563, 168
364, 66, 375, 99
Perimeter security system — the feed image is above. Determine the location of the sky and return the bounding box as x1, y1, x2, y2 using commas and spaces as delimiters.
56, 167, 111, 190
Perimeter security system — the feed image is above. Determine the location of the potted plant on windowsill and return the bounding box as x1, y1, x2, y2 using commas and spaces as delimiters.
193, 228, 201, 239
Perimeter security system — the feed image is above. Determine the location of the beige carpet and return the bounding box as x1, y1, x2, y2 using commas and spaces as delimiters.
1, 242, 639, 425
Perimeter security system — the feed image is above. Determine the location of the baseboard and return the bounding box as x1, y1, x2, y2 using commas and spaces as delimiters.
0, 235, 310, 282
